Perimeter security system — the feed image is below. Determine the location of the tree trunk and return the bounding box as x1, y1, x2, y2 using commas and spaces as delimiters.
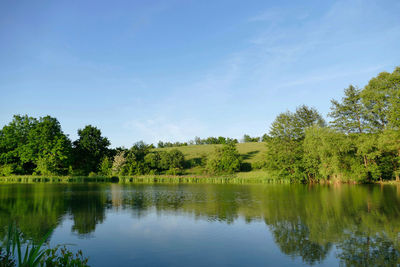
363, 155, 368, 168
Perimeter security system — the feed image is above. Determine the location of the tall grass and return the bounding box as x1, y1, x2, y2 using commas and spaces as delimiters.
0, 224, 89, 267
0, 224, 50, 266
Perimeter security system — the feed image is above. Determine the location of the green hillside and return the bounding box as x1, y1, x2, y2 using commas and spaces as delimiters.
155, 142, 268, 176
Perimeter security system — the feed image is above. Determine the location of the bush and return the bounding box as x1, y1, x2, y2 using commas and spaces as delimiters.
144, 149, 185, 174
252, 161, 267, 170
206, 142, 242, 174
0, 164, 13, 176
99, 157, 112, 176
112, 151, 126, 176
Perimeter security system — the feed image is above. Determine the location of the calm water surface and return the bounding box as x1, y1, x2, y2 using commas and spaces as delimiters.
1, 183, 400, 266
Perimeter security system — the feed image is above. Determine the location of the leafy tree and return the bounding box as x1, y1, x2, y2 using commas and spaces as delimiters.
144, 149, 185, 174
265, 106, 325, 181
0, 115, 38, 173
30, 116, 72, 175
361, 67, 400, 132
379, 129, 400, 181
124, 141, 152, 175
206, 141, 242, 174
329, 85, 367, 134
99, 157, 112, 176
0, 115, 71, 175
112, 151, 127, 176
165, 149, 185, 174
218, 136, 227, 144
242, 134, 260, 142
304, 126, 365, 182
73, 125, 110, 175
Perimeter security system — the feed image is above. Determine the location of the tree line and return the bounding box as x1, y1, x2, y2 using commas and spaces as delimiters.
0, 118, 190, 176
156, 134, 265, 148
0, 66, 399, 181
263, 67, 400, 182
0, 117, 242, 176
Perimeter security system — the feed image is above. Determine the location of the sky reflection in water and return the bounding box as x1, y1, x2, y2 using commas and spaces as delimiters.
1, 183, 399, 266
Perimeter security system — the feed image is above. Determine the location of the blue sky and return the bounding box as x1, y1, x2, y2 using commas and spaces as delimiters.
1, 0, 400, 147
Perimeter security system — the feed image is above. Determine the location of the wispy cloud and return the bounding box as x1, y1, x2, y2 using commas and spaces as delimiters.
123, 117, 206, 144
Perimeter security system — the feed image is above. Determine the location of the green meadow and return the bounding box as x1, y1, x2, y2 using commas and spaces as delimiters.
155, 142, 268, 176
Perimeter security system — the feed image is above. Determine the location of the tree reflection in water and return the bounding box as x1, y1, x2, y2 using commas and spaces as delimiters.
0, 183, 400, 265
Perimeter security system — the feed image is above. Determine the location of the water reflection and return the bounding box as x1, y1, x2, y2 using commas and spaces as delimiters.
1, 183, 400, 266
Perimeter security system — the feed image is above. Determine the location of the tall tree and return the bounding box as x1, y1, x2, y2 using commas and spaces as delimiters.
0, 115, 71, 175
266, 106, 325, 181
361, 67, 400, 132
29, 116, 72, 175
329, 85, 366, 134
73, 125, 110, 174
0, 115, 38, 173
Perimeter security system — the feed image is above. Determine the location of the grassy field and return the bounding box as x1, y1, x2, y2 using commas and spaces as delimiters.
155, 142, 268, 176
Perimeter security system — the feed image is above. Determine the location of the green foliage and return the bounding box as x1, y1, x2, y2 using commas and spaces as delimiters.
266, 67, 400, 182
73, 125, 110, 175
0, 164, 14, 176
265, 105, 325, 182
98, 157, 112, 177
124, 141, 151, 175
0, 115, 72, 176
0, 66, 399, 182
144, 149, 185, 174
0, 224, 89, 267
193, 136, 238, 145
329, 85, 367, 133
111, 151, 127, 176
206, 142, 242, 174
242, 134, 260, 143
42, 246, 89, 267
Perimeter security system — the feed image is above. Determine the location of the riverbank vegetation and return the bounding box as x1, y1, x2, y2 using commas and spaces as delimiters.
0, 223, 89, 266
264, 67, 400, 183
0, 67, 399, 183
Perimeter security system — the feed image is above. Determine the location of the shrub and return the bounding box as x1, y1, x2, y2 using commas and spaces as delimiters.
112, 151, 127, 176
0, 164, 13, 176
99, 157, 112, 176
206, 142, 242, 174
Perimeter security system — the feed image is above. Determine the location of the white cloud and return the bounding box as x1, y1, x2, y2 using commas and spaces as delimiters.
123, 117, 206, 144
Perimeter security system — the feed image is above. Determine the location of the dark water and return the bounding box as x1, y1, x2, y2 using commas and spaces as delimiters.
1, 183, 400, 266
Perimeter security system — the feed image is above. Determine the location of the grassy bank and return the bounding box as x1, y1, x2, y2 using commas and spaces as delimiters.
0, 173, 289, 184
0, 174, 397, 185
155, 142, 268, 175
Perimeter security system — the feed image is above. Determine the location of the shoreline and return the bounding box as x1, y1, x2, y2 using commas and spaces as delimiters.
0, 175, 398, 185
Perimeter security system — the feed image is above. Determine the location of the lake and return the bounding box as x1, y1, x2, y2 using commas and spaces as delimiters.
1, 183, 400, 266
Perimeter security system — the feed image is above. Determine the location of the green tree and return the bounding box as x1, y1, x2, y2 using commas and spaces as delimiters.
379, 129, 400, 181
112, 151, 127, 176
99, 157, 112, 176
124, 141, 151, 175
206, 141, 242, 174
361, 67, 400, 132
242, 134, 260, 142
329, 85, 367, 134
30, 116, 72, 175
265, 106, 325, 181
0, 115, 38, 174
73, 125, 110, 175
0, 115, 72, 175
